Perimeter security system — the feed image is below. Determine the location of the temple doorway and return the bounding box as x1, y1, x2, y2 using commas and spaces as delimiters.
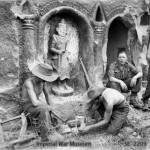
105, 17, 130, 78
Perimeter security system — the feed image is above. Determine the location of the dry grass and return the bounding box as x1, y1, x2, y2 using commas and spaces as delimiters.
34, 131, 148, 150
1, 87, 150, 150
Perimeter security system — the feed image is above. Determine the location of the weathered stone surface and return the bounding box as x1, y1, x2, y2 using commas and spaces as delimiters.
0, 1, 21, 122
0, 106, 7, 120
0, 86, 21, 118
49, 94, 84, 122
0, 0, 150, 140
0, 2, 19, 90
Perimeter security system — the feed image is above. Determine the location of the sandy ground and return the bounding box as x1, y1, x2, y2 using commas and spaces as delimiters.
2, 86, 150, 150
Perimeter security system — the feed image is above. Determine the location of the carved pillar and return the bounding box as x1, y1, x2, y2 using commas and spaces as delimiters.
19, 16, 38, 87
92, 21, 106, 84
141, 29, 150, 85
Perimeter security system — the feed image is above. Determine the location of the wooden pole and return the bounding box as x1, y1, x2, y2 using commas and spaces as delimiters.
79, 58, 92, 87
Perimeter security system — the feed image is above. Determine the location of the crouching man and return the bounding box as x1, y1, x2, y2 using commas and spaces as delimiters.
21, 63, 59, 142
106, 51, 142, 109
79, 84, 129, 135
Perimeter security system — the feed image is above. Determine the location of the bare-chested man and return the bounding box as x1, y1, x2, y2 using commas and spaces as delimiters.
79, 84, 129, 135
21, 63, 59, 142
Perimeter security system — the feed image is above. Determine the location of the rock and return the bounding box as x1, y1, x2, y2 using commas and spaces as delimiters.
49, 131, 64, 142
132, 132, 137, 136
146, 143, 150, 150
59, 124, 72, 134
128, 134, 135, 139
117, 133, 124, 139
0, 3, 19, 89
124, 127, 134, 134
0, 97, 22, 131
0, 106, 7, 120
131, 120, 137, 124
136, 135, 141, 139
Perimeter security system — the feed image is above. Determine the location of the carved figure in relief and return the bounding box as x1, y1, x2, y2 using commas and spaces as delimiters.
50, 19, 74, 96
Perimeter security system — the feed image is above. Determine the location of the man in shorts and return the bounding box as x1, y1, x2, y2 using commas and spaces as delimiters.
21, 63, 59, 141
79, 84, 129, 135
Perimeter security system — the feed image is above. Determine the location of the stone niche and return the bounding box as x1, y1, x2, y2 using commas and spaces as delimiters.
104, 17, 132, 78
39, 8, 94, 94
107, 18, 129, 64
104, 13, 148, 80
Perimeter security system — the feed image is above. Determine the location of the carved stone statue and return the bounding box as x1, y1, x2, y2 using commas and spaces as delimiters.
50, 19, 74, 96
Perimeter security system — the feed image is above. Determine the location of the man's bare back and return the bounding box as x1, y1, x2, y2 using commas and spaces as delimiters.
21, 63, 59, 142
21, 77, 43, 102
101, 88, 125, 107
79, 86, 129, 135
21, 76, 51, 108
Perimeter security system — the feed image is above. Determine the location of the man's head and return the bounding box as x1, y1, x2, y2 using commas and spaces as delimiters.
31, 63, 59, 82
82, 83, 106, 103
117, 51, 127, 65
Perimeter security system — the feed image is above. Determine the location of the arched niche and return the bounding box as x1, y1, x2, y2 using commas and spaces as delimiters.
140, 12, 149, 25
104, 17, 130, 78
38, 7, 94, 92
92, 2, 106, 22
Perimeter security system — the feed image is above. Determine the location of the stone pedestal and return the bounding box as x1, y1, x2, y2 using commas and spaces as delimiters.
51, 86, 74, 97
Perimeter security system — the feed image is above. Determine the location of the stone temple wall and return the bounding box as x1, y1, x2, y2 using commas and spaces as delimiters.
0, 1, 21, 120
0, 0, 150, 120
0, 1, 19, 91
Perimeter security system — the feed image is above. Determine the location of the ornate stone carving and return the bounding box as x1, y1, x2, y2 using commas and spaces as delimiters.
49, 19, 78, 96
22, 17, 37, 30
127, 27, 148, 73
93, 23, 106, 35
12, 0, 39, 20
11, 0, 39, 87
144, 0, 150, 12
106, 6, 125, 21
11, 0, 39, 29
39, 1, 89, 16
92, 22, 106, 83
92, 3, 106, 35
90, 2, 107, 83
142, 35, 149, 45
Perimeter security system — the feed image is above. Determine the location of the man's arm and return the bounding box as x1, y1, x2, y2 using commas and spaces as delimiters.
108, 63, 128, 91
43, 82, 52, 105
79, 105, 112, 133
110, 77, 122, 84
25, 81, 45, 107
110, 77, 128, 91
108, 63, 122, 84
128, 63, 143, 78
133, 71, 142, 79
130, 71, 142, 87
51, 35, 64, 55
51, 47, 64, 55
128, 63, 143, 87
89, 107, 112, 129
